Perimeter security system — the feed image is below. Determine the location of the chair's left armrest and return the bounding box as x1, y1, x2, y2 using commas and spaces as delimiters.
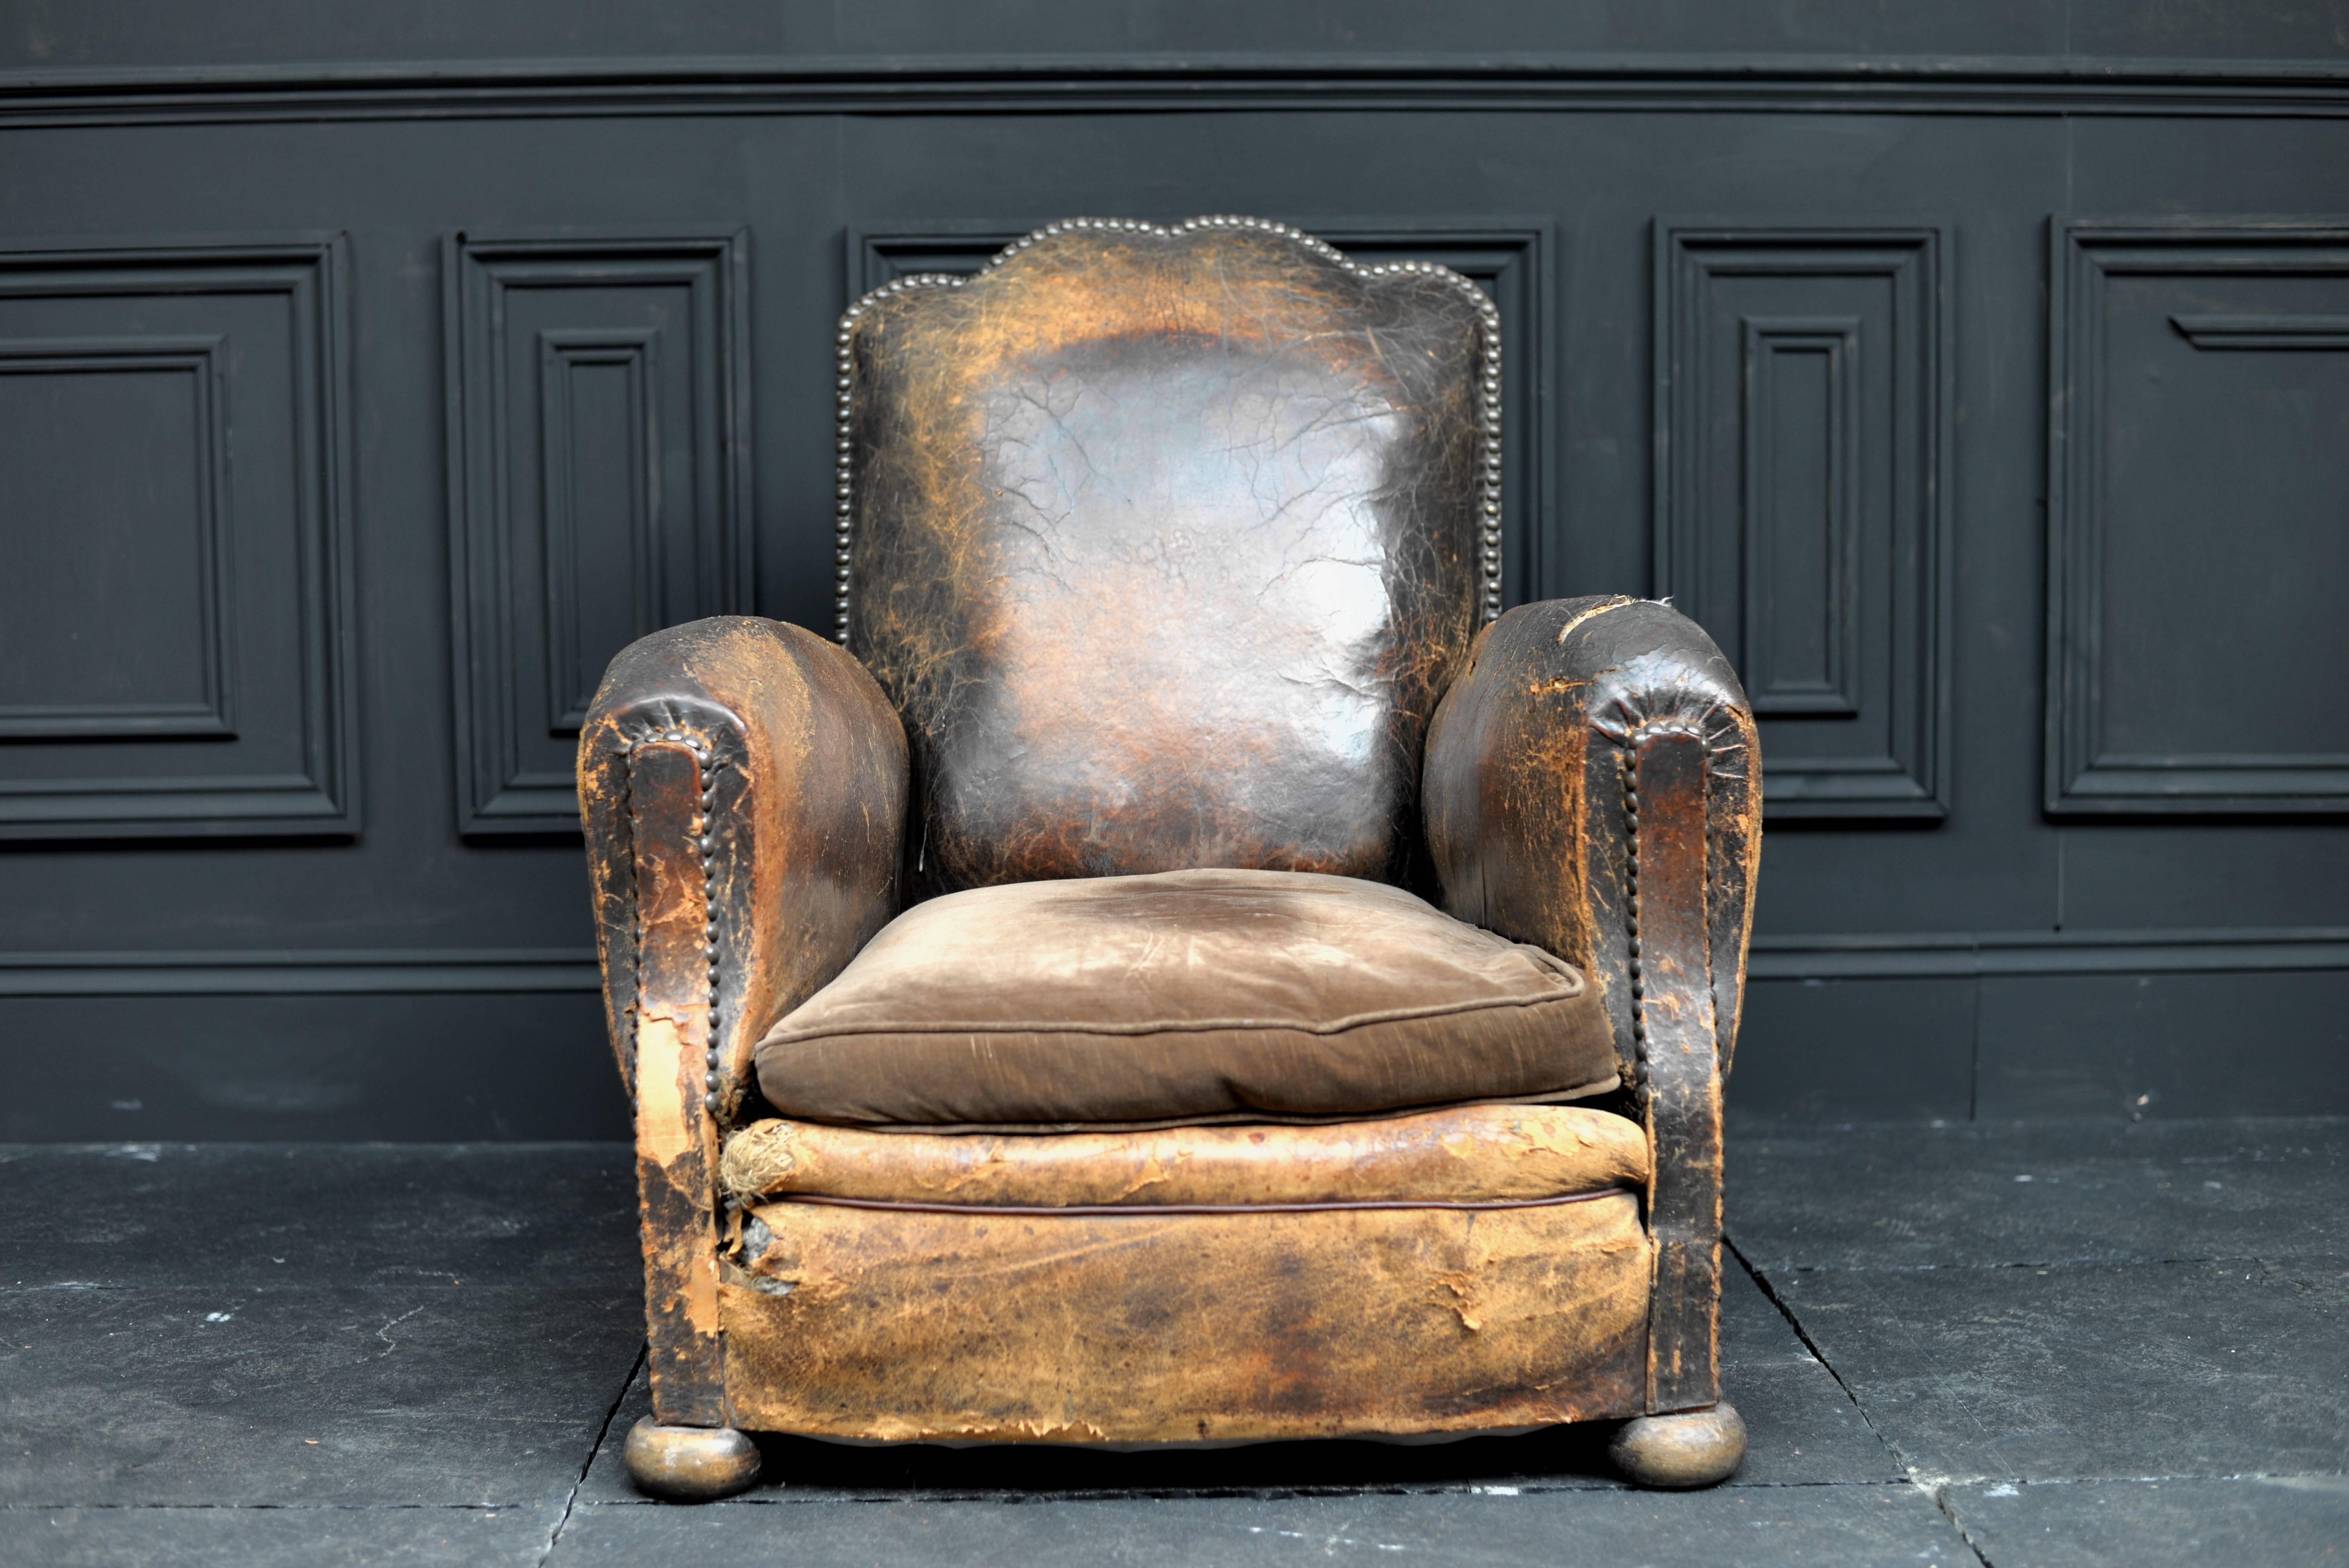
577, 615, 906, 1425
1423, 596, 1761, 1413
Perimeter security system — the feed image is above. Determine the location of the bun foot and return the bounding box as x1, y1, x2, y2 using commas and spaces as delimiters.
1608, 1401, 1747, 1489
624, 1417, 762, 1501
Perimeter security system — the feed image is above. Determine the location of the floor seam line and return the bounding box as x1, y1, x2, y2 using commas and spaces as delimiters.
1927, 1480, 2001, 1568
1724, 1236, 1871, 1420
1744, 1252, 2338, 1275
537, 1340, 645, 1563
1726, 1236, 1996, 1565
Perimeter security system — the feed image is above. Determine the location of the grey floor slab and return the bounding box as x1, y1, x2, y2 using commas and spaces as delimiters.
0, 1282, 642, 1507
8, 1126, 2344, 1564
0, 1505, 564, 1568
1943, 1476, 2349, 1567
1767, 1254, 2349, 1483
547, 1484, 1975, 1566
1729, 1118, 2349, 1272
1722, 1360, 1904, 1488
0, 1143, 638, 1290
577, 1260, 1898, 1506
1718, 1262, 1907, 1486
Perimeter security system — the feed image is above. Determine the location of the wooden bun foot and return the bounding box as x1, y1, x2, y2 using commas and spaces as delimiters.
623, 1417, 762, 1501
1608, 1401, 1747, 1489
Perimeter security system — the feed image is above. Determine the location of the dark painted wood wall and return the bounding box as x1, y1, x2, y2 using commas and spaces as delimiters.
3, 2, 2346, 1137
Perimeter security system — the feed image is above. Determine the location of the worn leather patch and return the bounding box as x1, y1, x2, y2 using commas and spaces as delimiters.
721, 1197, 1650, 1443
845, 225, 1483, 894
752, 869, 1618, 1128
719, 1103, 1647, 1208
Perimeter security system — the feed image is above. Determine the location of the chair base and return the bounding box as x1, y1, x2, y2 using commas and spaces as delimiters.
721, 1196, 1650, 1442
1608, 1402, 1746, 1488
624, 1417, 761, 1501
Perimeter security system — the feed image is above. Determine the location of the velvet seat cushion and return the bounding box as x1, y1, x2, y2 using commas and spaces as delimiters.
752, 868, 1620, 1130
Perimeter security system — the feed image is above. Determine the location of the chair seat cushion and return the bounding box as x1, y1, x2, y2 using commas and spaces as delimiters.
751, 868, 1619, 1129
721, 1103, 1648, 1208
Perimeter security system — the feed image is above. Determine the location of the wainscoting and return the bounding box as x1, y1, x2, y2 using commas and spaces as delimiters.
3, 4, 2345, 1134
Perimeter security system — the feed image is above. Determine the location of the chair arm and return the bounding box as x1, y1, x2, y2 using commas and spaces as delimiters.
1422, 595, 1761, 1413
577, 615, 906, 1425
1423, 597, 1761, 1067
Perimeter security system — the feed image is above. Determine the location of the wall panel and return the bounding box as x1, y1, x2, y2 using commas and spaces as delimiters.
0, 337, 231, 738
1654, 223, 1950, 818
0, 240, 356, 837
444, 231, 752, 834
2046, 219, 2349, 815
0, 16, 2343, 1132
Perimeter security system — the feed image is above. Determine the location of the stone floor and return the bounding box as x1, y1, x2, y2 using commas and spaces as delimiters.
2, 1119, 2343, 1565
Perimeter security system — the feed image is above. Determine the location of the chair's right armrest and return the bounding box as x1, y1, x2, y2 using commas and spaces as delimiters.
576, 615, 905, 1428
1422, 596, 1761, 1079
1422, 596, 1761, 1415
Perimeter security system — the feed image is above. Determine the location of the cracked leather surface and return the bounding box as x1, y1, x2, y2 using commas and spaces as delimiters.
845, 225, 1485, 897
1423, 596, 1762, 1076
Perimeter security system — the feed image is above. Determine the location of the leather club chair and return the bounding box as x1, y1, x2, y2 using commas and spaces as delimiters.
578, 216, 1761, 1501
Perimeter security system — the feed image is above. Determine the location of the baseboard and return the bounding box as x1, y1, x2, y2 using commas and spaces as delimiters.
1737, 935, 2349, 1122
5, 932, 2340, 1132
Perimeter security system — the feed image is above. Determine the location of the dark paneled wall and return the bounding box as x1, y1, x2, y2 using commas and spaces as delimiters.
2, 3, 2346, 1137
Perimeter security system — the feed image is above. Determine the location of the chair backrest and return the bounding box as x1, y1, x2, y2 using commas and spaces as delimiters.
841, 217, 1498, 895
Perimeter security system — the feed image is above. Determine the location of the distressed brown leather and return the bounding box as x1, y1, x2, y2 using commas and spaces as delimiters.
579, 616, 910, 1114
844, 225, 1485, 896
1422, 597, 1761, 1078
585, 223, 1763, 1445
720, 1196, 1650, 1442
719, 1103, 1649, 1208
752, 869, 1618, 1129
578, 615, 909, 1424
1422, 595, 1761, 1413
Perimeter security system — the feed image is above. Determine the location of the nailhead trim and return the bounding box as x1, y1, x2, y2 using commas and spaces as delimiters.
1621, 742, 1647, 1097
616, 742, 641, 1086
687, 738, 722, 1116
1620, 718, 1712, 1101
832, 215, 1506, 646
